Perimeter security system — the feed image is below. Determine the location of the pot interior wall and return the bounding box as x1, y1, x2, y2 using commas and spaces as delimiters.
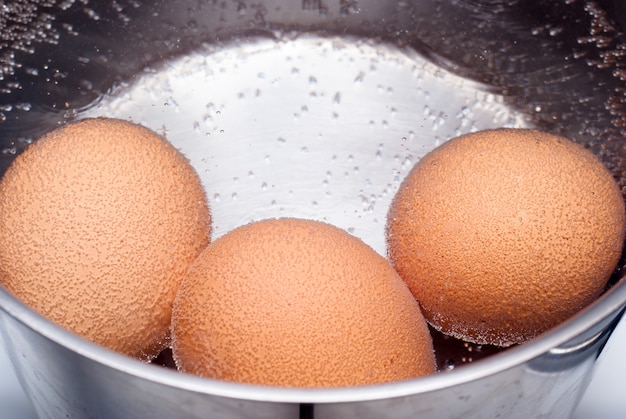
0, 0, 625, 401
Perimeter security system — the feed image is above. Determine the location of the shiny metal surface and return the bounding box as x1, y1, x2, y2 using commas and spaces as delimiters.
0, 1, 625, 418
1, 275, 626, 418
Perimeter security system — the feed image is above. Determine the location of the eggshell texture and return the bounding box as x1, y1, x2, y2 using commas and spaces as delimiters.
172, 217, 436, 387
0, 118, 211, 359
386, 128, 626, 347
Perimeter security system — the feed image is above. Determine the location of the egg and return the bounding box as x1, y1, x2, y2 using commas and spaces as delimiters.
386, 128, 626, 346
172, 217, 436, 387
0, 117, 211, 359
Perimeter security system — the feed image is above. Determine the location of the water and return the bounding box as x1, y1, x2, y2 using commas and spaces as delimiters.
2, 0, 624, 372
82, 34, 531, 255
78, 34, 534, 369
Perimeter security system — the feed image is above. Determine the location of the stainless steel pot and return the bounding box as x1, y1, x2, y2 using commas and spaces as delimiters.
0, 1, 625, 418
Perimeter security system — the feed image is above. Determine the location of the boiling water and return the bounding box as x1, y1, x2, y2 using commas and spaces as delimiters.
2, 0, 624, 373
80, 34, 532, 369
82, 35, 531, 254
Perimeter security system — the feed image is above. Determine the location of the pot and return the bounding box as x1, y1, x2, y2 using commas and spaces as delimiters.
0, 1, 625, 418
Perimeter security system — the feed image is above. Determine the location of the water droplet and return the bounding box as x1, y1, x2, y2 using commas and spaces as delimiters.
237, 2, 247, 15
84, 8, 101, 20
17, 137, 33, 146
79, 79, 93, 91
549, 26, 564, 37
444, 359, 456, 370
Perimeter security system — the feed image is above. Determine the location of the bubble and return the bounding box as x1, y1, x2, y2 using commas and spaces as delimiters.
353, 71, 365, 84
83, 8, 101, 21
444, 359, 456, 370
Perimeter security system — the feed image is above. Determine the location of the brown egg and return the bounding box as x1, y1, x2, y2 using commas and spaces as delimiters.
0, 118, 211, 359
386, 128, 625, 347
172, 217, 436, 387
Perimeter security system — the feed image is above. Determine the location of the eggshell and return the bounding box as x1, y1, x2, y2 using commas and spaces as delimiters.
172, 217, 436, 387
386, 128, 625, 346
0, 117, 211, 359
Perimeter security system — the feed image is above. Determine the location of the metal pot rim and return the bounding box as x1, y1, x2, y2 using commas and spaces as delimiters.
2, 275, 625, 404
